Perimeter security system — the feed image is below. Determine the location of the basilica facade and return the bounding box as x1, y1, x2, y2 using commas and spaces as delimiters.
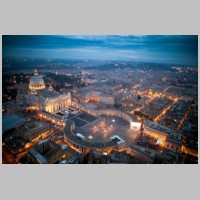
25, 69, 71, 113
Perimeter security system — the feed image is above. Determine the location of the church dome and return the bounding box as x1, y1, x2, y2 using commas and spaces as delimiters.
48, 84, 54, 92
29, 69, 45, 90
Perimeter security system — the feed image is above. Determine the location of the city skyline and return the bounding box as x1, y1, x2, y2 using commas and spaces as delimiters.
2, 35, 198, 66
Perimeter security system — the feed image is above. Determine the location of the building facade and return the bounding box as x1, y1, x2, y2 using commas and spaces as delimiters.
24, 69, 71, 113
18, 121, 51, 142
85, 91, 115, 106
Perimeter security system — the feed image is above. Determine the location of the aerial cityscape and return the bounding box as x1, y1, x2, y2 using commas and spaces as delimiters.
2, 35, 198, 164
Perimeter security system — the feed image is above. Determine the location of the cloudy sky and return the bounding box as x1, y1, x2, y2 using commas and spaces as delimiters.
2, 35, 198, 65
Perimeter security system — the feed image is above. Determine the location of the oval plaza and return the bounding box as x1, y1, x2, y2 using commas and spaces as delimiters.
63, 102, 142, 153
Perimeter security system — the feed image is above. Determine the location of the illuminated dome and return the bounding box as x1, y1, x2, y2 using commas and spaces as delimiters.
29, 69, 45, 90
48, 84, 54, 92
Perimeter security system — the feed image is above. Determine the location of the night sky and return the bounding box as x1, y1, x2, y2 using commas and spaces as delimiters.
2, 35, 198, 65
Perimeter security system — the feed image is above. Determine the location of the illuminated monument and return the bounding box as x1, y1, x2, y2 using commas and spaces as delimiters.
25, 69, 71, 113
29, 69, 46, 90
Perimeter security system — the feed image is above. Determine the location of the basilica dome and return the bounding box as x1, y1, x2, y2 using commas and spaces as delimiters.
29, 69, 45, 90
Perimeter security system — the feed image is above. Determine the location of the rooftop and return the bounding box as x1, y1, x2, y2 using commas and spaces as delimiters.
2, 114, 28, 133
145, 120, 179, 135
37, 89, 64, 99
29, 149, 47, 164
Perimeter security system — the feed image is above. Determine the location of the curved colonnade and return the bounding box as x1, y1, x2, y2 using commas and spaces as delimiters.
63, 102, 133, 153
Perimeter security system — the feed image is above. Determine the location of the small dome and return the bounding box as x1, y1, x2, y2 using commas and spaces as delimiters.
48, 84, 54, 91
29, 69, 45, 90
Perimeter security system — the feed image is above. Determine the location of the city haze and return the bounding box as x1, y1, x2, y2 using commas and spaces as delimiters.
2, 35, 198, 66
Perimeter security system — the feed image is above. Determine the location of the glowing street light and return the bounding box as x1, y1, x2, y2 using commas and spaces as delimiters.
88, 135, 93, 139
